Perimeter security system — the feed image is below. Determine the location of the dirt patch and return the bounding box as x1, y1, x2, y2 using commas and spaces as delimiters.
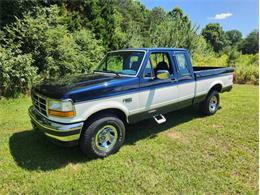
163, 131, 189, 144
67, 163, 81, 171
207, 136, 230, 152
212, 124, 224, 129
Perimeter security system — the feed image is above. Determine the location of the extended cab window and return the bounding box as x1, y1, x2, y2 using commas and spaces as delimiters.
175, 53, 190, 75
143, 52, 172, 78
96, 51, 145, 75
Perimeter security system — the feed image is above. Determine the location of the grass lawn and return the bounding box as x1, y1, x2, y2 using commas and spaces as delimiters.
0, 84, 258, 194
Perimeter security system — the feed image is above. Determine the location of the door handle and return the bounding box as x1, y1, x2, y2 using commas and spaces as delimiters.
171, 78, 178, 82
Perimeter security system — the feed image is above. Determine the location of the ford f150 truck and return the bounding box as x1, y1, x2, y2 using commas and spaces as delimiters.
29, 48, 234, 157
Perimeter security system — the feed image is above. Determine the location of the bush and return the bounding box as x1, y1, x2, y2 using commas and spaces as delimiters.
234, 65, 258, 85
73, 30, 105, 71
1, 6, 105, 77
43, 27, 104, 78
0, 5, 105, 97
232, 54, 259, 84
0, 47, 37, 97
192, 53, 228, 67
193, 52, 259, 84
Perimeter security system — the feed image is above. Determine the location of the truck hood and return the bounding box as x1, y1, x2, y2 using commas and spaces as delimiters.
33, 73, 139, 102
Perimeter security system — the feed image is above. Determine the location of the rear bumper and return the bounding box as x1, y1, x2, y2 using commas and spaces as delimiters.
28, 106, 83, 146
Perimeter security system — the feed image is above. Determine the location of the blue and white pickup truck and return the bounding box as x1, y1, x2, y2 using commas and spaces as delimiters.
29, 48, 234, 157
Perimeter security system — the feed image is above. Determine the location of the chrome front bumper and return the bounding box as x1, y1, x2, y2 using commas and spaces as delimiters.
28, 106, 84, 145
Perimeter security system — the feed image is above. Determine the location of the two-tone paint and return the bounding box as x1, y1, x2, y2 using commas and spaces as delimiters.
29, 48, 234, 144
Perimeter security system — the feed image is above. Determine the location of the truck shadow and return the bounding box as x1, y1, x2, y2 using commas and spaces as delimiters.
9, 106, 206, 171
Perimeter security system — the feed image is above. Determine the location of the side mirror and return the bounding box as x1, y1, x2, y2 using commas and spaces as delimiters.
157, 70, 170, 80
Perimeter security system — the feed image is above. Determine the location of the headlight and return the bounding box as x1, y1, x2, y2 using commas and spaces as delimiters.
48, 99, 75, 117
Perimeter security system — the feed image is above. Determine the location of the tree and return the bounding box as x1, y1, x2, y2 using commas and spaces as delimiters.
0, 0, 60, 28
112, 0, 148, 48
168, 7, 191, 29
201, 23, 228, 53
144, 7, 166, 46
0, 0, 39, 27
226, 30, 242, 46
146, 6, 166, 25
227, 49, 240, 66
146, 7, 209, 55
1, 5, 105, 78
145, 6, 166, 31
239, 30, 259, 54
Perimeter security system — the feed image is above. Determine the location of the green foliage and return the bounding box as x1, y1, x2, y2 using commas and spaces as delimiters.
239, 30, 259, 54
193, 52, 259, 84
0, 46, 37, 97
0, 1, 258, 97
234, 65, 258, 85
0, 5, 105, 97
81, 0, 117, 49
225, 30, 242, 46
201, 23, 228, 53
231, 54, 259, 84
1, 5, 105, 82
112, 0, 147, 48
0, 0, 44, 27
73, 30, 105, 70
145, 7, 209, 55
45, 26, 79, 77
192, 53, 228, 67
227, 49, 240, 66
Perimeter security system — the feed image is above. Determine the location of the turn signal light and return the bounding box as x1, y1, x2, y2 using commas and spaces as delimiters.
48, 110, 75, 117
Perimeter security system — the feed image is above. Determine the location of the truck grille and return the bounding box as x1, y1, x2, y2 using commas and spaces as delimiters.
32, 93, 48, 116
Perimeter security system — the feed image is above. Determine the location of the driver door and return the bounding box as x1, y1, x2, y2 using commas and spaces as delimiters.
138, 51, 178, 116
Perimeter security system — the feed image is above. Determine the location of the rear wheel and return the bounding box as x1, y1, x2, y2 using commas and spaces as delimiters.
80, 114, 125, 158
199, 90, 220, 115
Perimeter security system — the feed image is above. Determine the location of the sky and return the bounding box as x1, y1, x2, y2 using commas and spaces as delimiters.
139, 0, 259, 37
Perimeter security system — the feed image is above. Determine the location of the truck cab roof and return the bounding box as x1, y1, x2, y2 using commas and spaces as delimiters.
110, 48, 188, 52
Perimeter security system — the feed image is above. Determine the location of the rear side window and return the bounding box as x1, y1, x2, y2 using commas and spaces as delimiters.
175, 53, 190, 75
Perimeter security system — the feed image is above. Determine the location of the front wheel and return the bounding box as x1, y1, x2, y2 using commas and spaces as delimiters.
199, 90, 220, 116
80, 114, 125, 158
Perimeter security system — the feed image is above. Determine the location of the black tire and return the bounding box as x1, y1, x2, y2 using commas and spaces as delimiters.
199, 90, 220, 116
80, 114, 125, 158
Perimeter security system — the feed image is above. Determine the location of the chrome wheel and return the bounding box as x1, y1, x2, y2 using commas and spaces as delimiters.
209, 95, 218, 113
95, 125, 118, 151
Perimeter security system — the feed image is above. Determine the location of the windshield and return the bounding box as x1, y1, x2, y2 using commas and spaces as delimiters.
96, 51, 145, 75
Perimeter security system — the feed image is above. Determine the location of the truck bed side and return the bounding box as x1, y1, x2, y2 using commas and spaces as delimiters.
193, 66, 234, 102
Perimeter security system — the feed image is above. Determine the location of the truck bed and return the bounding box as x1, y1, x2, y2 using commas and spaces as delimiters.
193, 66, 234, 79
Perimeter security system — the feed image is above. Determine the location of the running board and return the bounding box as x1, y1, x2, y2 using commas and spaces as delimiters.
153, 114, 166, 124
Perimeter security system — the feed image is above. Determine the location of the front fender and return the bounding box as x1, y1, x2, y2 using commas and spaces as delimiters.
74, 100, 130, 122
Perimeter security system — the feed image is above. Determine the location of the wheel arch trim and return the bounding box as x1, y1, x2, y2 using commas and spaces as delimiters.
209, 81, 223, 93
